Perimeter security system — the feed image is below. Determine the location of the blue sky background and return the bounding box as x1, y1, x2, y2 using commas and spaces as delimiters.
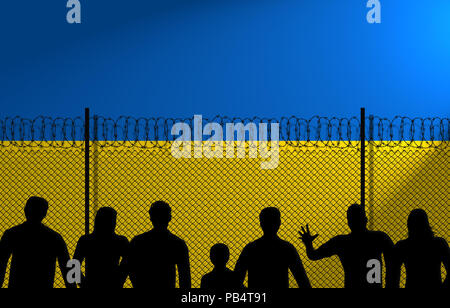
1, 0, 449, 119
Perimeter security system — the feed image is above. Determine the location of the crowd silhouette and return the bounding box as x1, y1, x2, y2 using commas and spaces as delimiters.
0, 197, 448, 289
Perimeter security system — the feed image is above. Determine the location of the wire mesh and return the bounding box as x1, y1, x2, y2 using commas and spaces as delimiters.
0, 116, 448, 288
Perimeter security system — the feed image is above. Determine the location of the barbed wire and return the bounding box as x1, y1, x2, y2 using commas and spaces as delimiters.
0, 115, 448, 148
367, 116, 449, 148
0, 116, 84, 148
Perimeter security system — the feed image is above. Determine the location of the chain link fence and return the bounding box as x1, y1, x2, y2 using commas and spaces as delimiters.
0, 115, 448, 288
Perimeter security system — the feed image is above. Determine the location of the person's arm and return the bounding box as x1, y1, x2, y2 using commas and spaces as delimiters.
178, 242, 191, 288
234, 246, 249, 287
118, 237, 130, 287
57, 236, 76, 289
200, 276, 207, 289
440, 239, 449, 288
390, 242, 403, 289
122, 237, 138, 286
0, 231, 13, 288
289, 246, 311, 288
72, 237, 86, 288
299, 225, 338, 261
382, 234, 395, 288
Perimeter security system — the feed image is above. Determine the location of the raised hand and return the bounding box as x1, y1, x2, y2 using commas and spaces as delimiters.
299, 225, 319, 245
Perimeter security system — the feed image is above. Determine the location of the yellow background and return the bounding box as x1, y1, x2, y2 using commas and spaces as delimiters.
0, 142, 448, 288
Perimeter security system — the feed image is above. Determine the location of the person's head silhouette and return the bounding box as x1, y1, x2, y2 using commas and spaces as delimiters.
260, 207, 281, 238
94, 207, 117, 235
149, 201, 172, 230
24, 196, 48, 224
408, 209, 434, 240
210, 243, 230, 270
347, 204, 367, 233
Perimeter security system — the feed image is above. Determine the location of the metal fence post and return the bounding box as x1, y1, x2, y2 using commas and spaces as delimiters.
84, 108, 90, 235
93, 115, 99, 215
368, 114, 374, 229
360, 107, 366, 208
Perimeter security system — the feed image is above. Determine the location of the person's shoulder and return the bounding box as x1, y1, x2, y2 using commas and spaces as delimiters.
433, 236, 447, 244
329, 234, 348, 243
130, 232, 151, 244
41, 225, 64, 240
369, 230, 392, 241
278, 238, 297, 250
433, 237, 449, 248
2, 224, 23, 236
394, 238, 408, 249
236, 239, 258, 255
244, 238, 260, 249
115, 234, 129, 244
166, 231, 185, 242
40, 226, 68, 248
202, 271, 214, 281
368, 230, 388, 237
77, 234, 90, 243
168, 232, 189, 249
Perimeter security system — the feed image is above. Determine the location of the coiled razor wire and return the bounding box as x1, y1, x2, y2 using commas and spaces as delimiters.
0, 116, 448, 149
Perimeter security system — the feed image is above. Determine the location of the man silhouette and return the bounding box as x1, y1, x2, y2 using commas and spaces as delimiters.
123, 201, 191, 288
73, 207, 129, 288
201, 243, 242, 289
299, 204, 394, 288
392, 209, 449, 288
234, 207, 311, 289
0, 197, 74, 288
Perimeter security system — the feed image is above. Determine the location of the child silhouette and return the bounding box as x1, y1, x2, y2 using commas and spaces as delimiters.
201, 244, 242, 289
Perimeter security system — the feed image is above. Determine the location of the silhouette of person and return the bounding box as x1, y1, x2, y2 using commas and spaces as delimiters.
234, 207, 311, 289
201, 243, 243, 289
123, 201, 191, 288
73, 207, 129, 288
392, 209, 449, 289
0, 197, 75, 288
299, 204, 394, 288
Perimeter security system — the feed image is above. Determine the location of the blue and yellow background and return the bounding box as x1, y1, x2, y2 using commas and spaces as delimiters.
1, 0, 449, 118
0, 0, 449, 288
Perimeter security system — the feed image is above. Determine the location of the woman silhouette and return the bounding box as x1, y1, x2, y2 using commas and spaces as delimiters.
393, 209, 449, 288
73, 207, 129, 288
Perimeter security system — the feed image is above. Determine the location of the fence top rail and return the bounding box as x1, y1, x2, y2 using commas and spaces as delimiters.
0, 115, 448, 148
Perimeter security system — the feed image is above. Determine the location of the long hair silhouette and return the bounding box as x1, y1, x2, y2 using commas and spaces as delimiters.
392, 209, 449, 288
93, 207, 117, 236
407, 209, 434, 240
73, 207, 129, 288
